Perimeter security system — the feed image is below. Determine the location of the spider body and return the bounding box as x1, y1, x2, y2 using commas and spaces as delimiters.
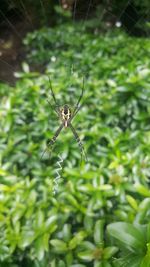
42, 77, 87, 161
61, 105, 71, 127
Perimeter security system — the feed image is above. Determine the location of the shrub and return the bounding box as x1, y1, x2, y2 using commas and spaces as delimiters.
0, 23, 150, 266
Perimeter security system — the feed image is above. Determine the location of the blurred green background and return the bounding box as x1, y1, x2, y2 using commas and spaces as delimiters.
0, 1, 150, 267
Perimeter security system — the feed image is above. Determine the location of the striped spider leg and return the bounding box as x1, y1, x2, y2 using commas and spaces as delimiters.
69, 122, 87, 162
41, 123, 64, 159
41, 77, 63, 159
67, 77, 87, 161
42, 76, 87, 161
71, 77, 84, 119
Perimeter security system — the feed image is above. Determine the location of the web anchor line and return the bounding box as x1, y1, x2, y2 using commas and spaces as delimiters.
53, 154, 64, 195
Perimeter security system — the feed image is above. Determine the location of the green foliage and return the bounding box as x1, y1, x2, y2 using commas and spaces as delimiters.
0, 22, 150, 266
107, 222, 150, 266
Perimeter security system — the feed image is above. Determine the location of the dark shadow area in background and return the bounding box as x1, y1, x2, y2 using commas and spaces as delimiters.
0, 7, 31, 84
0, 0, 57, 84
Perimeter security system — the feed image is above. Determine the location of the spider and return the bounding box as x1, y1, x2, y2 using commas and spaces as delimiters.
42, 76, 87, 161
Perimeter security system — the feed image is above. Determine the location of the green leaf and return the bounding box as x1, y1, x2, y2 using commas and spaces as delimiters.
84, 215, 94, 233
103, 246, 118, 259
36, 210, 45, 227
77, 250, 94, 261
79, 241, 96, 250
126, 195, 138, 210
94, 219, 104, 246
45, 215, 57, 231
19, 230, 36, 248
71, 265, 86, 267
50, 239, 67, 253
94, 259, 112, 267
69, 231, 87, 250
140, 243, 150, 267
62, 224, 71, 242
140, 256, 150, 267
58, 260, 66, 267
66, 194, 79, 208
147, 223, 150, 242
113, 254, 143, 267
135, 198, 150, 224
107, 222, 146, 253
135, 184, 150, 197
34, 233, 49, 260
65, 251, 73, 266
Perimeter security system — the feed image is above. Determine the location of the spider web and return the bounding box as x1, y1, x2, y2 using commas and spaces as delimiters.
68, 0, 149, 34
0, 1, 149, 164
0, 0, 149, 84
59, 0, 150, 75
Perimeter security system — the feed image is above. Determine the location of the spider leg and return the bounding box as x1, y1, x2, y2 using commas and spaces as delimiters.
47, 75, 59, 108
72, 104, 83, 120
72, 77, 84, 117
41, 123, 64, 159
47, 99, 59, 116
69, 122, 87, 162
67, 104, 83, 127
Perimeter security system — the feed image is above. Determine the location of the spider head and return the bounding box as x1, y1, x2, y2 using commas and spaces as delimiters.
61, 104, 71, 127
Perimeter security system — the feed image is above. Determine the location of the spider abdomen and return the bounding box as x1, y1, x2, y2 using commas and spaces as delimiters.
61, 105, 71, 127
